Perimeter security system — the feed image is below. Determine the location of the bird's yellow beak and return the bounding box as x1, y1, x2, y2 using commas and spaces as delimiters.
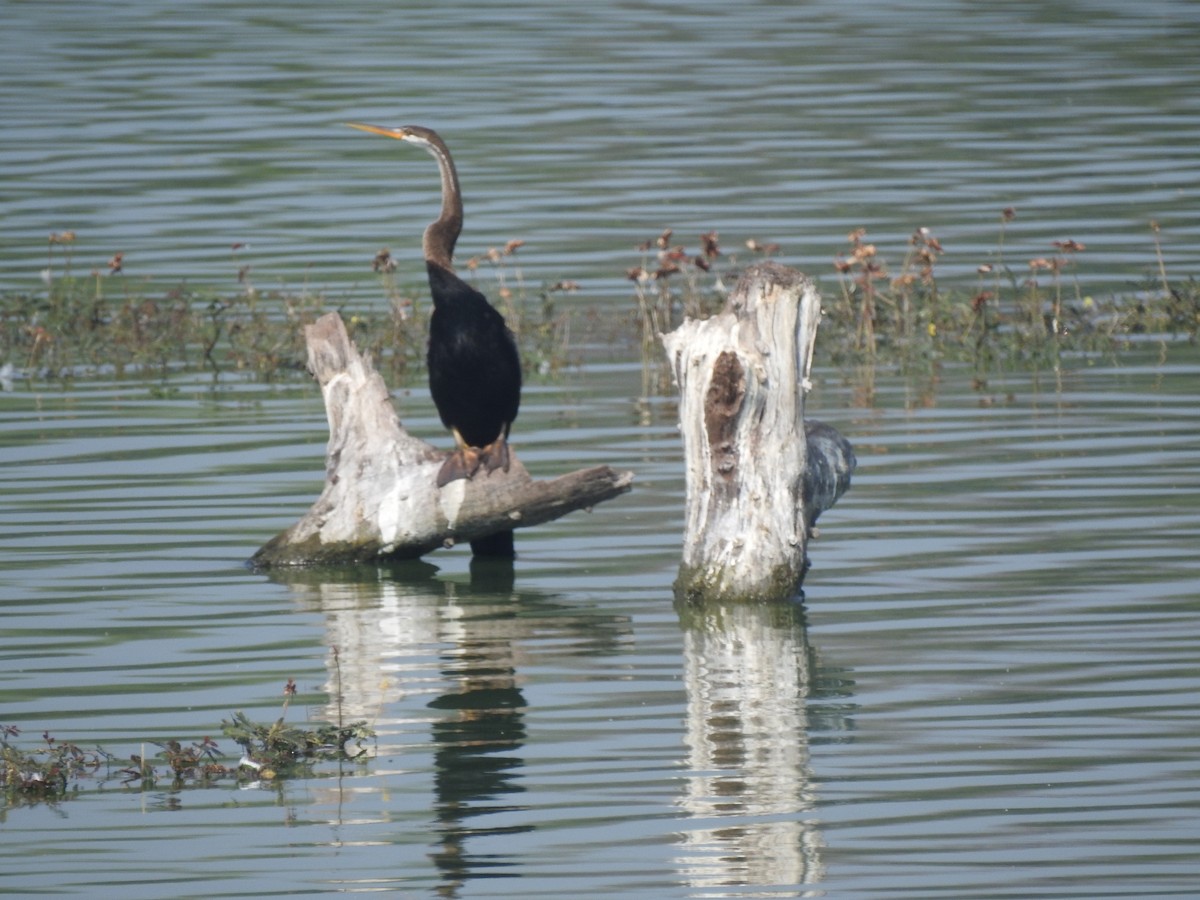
346, 122, 407, 140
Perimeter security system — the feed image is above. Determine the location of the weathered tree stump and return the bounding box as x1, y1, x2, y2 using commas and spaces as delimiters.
251, 313, 634, 568
662, 261, 854, 603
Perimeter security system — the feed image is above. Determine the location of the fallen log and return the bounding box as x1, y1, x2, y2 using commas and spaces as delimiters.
662, 261, 855, 603
251, 312, 634, 568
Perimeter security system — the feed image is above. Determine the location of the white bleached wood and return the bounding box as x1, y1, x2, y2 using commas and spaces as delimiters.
251, 312, 633, 568
662, 262, 854, 602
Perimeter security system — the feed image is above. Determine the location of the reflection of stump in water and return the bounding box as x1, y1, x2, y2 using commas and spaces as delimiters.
675, 600, 825, 891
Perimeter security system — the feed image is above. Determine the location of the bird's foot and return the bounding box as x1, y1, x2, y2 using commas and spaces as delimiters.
436, 446, 482, 487
478, 437, 511, 475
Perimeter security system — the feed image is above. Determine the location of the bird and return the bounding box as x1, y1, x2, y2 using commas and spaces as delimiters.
348, 123, 522, 557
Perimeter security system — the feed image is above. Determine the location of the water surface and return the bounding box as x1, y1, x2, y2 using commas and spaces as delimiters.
3, 350, 1199, 897
3, 1, 1200, 897
2, 0, 1198, 297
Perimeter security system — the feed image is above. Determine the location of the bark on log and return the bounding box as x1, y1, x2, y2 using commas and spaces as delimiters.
251, 312, 634, 568
662, 261, 855, 603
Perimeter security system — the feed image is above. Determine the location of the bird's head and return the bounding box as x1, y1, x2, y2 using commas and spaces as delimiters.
346, 122, 462, 266
346, 122, 441, 153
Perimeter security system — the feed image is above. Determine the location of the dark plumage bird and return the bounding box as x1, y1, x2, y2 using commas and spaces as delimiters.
348, 123, 522, 556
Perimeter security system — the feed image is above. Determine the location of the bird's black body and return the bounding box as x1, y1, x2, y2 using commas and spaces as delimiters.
425, 261, 521, 451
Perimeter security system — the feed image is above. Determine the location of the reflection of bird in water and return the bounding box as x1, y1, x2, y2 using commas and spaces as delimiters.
349, 123, 522, 557
348, 123, 522, 489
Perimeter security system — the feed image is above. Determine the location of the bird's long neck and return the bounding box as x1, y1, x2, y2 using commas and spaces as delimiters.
422, 136, 463, 272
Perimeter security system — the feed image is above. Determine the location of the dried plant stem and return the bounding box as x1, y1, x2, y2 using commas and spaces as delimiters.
1151, 221, 1171, 298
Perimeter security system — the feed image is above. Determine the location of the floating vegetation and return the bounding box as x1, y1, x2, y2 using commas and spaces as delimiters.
1, 724, 110, 805
0, 233, 576, 388
626, 214, 1198, 402
219, 676, 374, 780
220, 712, 374, 780
2, 678, 375, 807
820, 216, 1193, 374
3, 218, 1196, 395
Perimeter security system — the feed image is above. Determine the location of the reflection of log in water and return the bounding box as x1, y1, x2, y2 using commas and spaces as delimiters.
270, 564, 630, 896
675, 600, 825, 892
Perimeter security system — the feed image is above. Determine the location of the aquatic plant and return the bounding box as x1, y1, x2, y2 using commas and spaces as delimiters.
119, 736, 229, 789
626, 227, 730, 352
219, 711, 374, 778
0, 233, 575, 387
628, 216, 1198, 393
3, 218, 1195, 394
1, 724, 110, 805
220, 672, 374, 779
1, 678, 376, 806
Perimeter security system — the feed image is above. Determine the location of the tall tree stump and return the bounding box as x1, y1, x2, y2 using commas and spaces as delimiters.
662, 261, 854, 602
251, 313, 634, 568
